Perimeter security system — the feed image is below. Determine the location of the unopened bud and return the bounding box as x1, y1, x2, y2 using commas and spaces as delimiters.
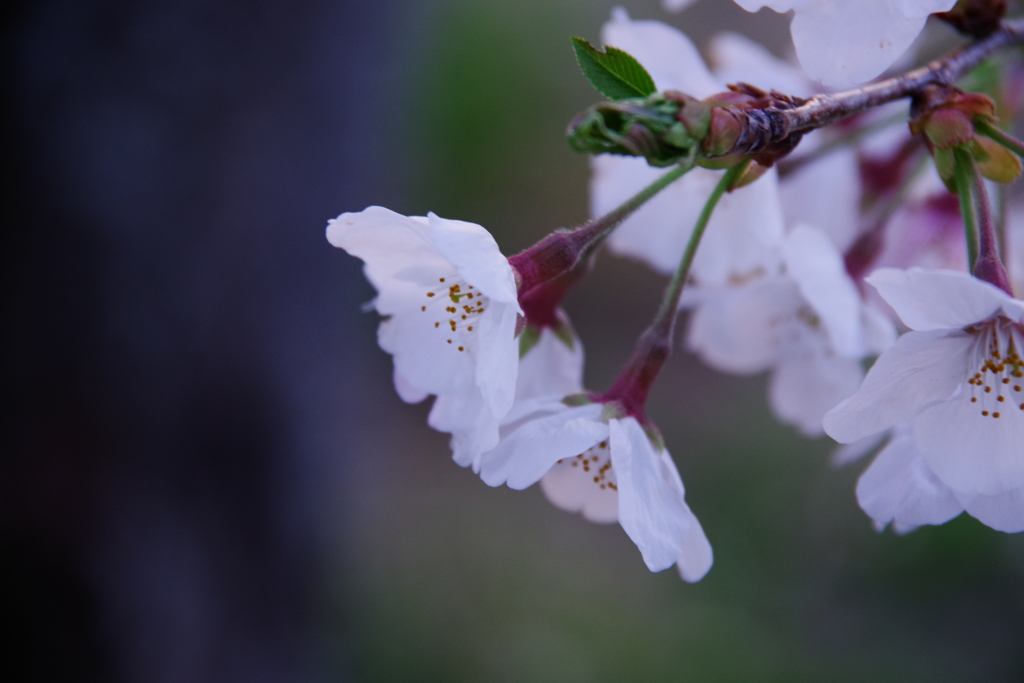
566, 93, 702, 167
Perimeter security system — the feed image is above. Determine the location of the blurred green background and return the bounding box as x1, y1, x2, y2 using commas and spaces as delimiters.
338, 1, 1024, 681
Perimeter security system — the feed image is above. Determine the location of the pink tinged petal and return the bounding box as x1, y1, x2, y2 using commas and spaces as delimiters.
602, 9, 720, 97
914, 394, 1024, 496
686, 277, 800, 374
956, 488, 1024, 533
478, 403, 608, 489
856, 431, 963, 533
783, 225, 864, 358
540, 439, 620, 525
770, 355, 864, 437
867, 268, 1016, 331
612, 419, 711, 579
823, 329, 973, 442
515, 327, 585, 403
426, 213, 517, 304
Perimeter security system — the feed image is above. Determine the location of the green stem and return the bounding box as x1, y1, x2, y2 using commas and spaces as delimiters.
976, 119, 1024, 158
652, 161, 749, 336
953, 146, 979, 271
510, 157, 694, 294
599, 161, 749, 417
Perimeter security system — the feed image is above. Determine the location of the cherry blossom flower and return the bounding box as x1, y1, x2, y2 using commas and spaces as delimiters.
731, 0, 957, 86
824, 268, 1024, 508
327, 206, 521, 468
480, 399, 713, 582
686, 225, 895, 435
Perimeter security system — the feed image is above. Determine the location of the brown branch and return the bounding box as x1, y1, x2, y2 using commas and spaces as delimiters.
726, 16, 1024, 157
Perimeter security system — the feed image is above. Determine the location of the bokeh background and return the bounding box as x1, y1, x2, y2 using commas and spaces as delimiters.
6, 0, 1024, 681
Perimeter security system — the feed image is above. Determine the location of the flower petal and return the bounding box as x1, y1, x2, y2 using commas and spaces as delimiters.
956, 488, 1024, 533
867, 268, 1015, 331
612, 418, 711, 579
913, 391, 1024, 496
783, 224, 864, 358
427, 213, 518, 304
856, 431, 963, 532
787, 0, 934, 86
823, 329, 972, 442
686, 277, 799, 374
515, 325, 585, 403
770, 355, 864, 437
478, 403, 608, 489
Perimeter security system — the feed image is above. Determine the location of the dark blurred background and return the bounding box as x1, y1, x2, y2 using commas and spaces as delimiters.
5, 1, 1024, 681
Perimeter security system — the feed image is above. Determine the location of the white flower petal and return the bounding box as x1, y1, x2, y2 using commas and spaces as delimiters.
779, 149, 862, 253
612, 418, 711, 578
770, 355, 864, 436
602, 11, 720, 96
867, 268, 1015, 331
686, 277, 798, 374
540, 439, 620, 524
787, 0, 938, 86
475, 300, 520, 419
515, 325, 585, 403
914, 393, 1024, 496
856, 431, 963, 532
783, 224, 864, 358
709, 31, 813, 98
478, 403, 608, 489
427, 213, 518, 303
823, 329, 972, 442
831, 431, 889, 467
393, 367, 428, 404
957, 488, 1024, 533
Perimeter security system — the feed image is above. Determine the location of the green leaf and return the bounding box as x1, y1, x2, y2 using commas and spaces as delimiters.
518, 325, 541, 358
571, 37, 656, 101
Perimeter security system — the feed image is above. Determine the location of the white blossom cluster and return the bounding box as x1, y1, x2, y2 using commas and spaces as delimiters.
328, 3, 1024, 582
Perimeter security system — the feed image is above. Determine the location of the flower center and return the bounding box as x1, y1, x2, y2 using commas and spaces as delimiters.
966, 317, 1024, 419
421, 276, 488, 353
555, 440, 618, 491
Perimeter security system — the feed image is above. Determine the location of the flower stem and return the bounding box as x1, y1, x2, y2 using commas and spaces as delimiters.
953, 146, 980, 271
966, 151, 1013, 293
600, 162, 748, 417
975, 119, 1024, 158
510, 157, 694, 294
